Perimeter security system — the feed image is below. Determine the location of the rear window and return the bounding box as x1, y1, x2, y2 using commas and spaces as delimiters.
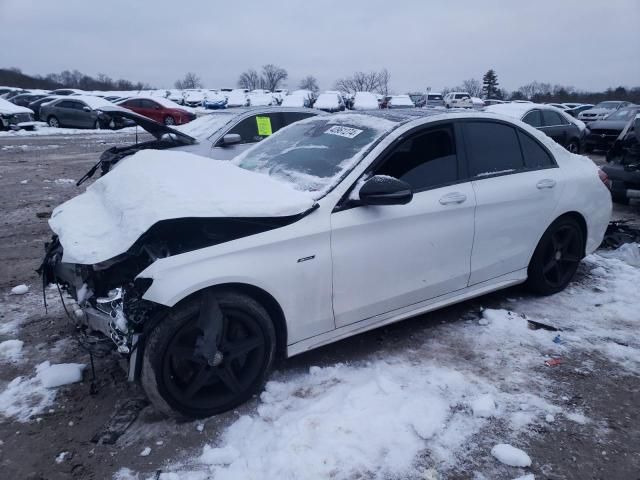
428, 94, 443, 100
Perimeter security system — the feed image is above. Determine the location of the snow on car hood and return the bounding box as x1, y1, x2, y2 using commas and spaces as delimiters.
581, 107, 615, 115
0, 98, 33, 115
50, 150, 315, 265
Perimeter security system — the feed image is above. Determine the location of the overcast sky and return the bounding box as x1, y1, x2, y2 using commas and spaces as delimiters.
1, 0, 638, 93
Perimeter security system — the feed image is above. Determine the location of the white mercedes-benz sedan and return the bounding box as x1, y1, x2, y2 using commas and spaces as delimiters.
40, 110, 611, 418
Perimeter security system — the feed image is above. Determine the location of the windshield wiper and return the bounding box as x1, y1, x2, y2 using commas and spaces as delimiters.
77, 158, 103, 186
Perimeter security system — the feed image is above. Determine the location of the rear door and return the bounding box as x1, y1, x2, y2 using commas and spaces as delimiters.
462, 120, 564, 285
139, 99, 163, 123
540, 110, 568, 147
331, 122, 476, 326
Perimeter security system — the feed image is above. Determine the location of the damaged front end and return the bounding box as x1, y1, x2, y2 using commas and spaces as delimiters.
38, 235, 163, 380
37, 214, 307, 381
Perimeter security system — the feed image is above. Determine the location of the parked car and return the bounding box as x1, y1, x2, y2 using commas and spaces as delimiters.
546, 103, 570, 110
27, 95, 63, 121
578, 101, 633, 123
314, 92, 345, 112
562, 103, 583, 109
483, 99, 506, 106
585, 106, 640, 153
248, 91, 275, 107
565, 104, 594, 117
9, 93, 51, 107
444, 92, 473, 108
602, 114, 640, 204
202, 92, 227, 110
40, 95, 118, 129
118, 96, 196, 125
280, 94, 308, 108
183, 90, 206, 108
226, 89, 250, 108
408, 92, 426, 107
49, 88, 85, 96
388, 95, 415, 109
0, 86, 23, 98
81, 107, 325, 182
0, 98, 37, 131
41, 109, 611, 418
352, 91, 379, 110
425, 93, 445, 108
486, 103, 586, 153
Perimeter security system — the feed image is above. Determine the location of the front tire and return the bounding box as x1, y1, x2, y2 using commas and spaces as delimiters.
567, 139, 580, 154
141, 289, 276, 419
48, 116, 59, 128
526, 217, 584, 295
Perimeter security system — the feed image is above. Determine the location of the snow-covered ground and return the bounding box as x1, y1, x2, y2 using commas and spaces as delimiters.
0, 124, 137, 137
102, 244, 640, 480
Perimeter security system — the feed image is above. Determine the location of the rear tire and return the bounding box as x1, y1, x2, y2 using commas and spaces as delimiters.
584, 144, 594, 153
526, 216, 584, 296
141, 289, 276, 419
163, 116, 175, 126
567, 139, 580, 154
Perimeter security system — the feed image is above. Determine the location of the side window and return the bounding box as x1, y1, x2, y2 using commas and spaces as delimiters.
56, 100, 72, 109
518, 131, 554, 168
542, 110, 563, 126
464, 122, 525, 177
227, 113, 284, 144
374, 124, 458, 191
141, 99, 158, 109
522, 110, 542, 128
126, 99, 143, 108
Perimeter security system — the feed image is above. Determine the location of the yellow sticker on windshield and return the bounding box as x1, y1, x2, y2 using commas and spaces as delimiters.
256, 116, 272, 136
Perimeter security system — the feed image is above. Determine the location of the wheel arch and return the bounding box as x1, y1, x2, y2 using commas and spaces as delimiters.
171, 282, 288, 361
532, 211, 588, 261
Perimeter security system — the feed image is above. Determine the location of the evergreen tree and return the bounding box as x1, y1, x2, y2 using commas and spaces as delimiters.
482, 69, 500, 99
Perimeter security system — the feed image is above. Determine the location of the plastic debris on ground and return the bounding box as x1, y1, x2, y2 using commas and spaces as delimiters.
490, 443, 532, 467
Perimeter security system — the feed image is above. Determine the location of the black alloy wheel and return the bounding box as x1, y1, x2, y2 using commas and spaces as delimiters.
527, 217, 584, 295
142, 290, 276, 418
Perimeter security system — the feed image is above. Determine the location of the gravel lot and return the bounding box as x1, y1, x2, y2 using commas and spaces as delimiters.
0, 131, 639, 480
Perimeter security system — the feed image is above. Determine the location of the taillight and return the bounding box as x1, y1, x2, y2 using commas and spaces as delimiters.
597, 168, 611, 190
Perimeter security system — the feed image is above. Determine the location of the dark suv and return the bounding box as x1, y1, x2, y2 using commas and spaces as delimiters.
602, 115, 640, 204
586, 106, 639, 152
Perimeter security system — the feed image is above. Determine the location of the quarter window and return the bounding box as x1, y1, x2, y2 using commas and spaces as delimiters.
522, 110, 542, 127
464, 122, 525, 177
374, 124, 458, 191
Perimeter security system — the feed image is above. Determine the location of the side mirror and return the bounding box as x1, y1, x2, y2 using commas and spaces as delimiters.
359, 175, 413, 206
220, 133, 242, 147
83, 106, 91, 112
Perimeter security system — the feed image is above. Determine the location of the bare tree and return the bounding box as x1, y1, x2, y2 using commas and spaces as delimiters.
238, 69, 261, 90
334, 69, 391, 94
261, 64, 288, 91
298, 75, 319, 93
175, 72, 202, 89
460, 78, 482, 97
518, 81, 552, 100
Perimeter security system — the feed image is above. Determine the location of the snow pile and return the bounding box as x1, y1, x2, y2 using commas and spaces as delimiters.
490, 444, 532, 467
49, 150, 315, 264
0, 361, 85, 421
0, 339, 24, 362
36, 361, 86, 388
10, 284, 29, 295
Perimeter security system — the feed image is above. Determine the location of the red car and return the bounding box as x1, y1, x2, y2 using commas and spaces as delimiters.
118, 96, 196, 125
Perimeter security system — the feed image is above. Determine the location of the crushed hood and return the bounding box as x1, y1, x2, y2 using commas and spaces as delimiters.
50, 150, 315, 265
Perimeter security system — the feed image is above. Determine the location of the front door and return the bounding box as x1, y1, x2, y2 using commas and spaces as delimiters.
331, 123, 476, 327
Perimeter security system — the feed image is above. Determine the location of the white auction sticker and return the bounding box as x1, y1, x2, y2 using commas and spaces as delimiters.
325, 125, 363, 139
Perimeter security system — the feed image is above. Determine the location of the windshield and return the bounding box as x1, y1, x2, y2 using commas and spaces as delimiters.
234, 115, 395, 196
428, 94, 443, 100
596, 101, 621, 109
605, 108, 638, 121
